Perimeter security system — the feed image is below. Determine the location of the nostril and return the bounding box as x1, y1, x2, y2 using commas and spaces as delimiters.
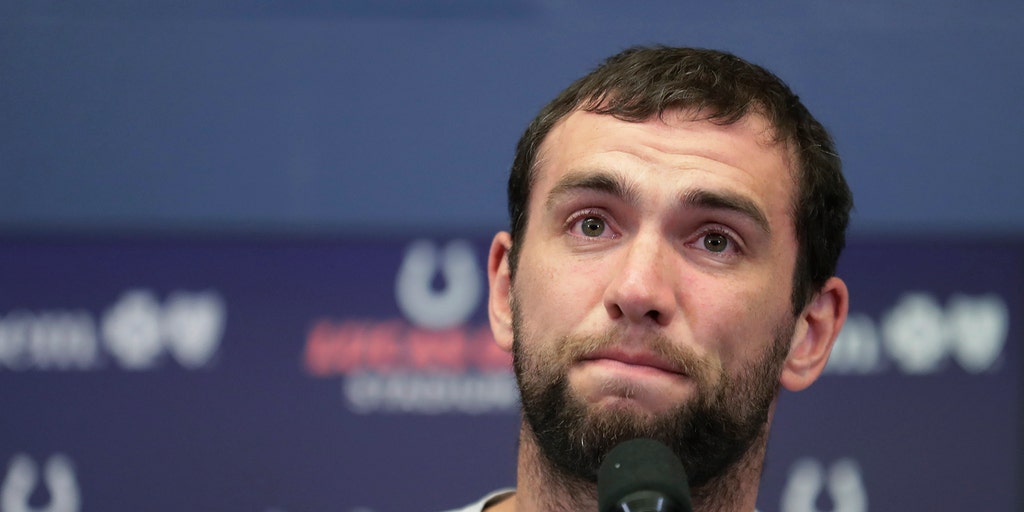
645, 310, 660, 321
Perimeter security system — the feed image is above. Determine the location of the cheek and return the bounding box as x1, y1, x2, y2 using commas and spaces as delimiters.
686, 276, 790, 369
514, 250, 605, 337
511, 257, 559, 336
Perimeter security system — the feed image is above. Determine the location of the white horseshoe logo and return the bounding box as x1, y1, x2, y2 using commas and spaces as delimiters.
1, 454, 80, 512
780, 458, 867, 512
395, 239, 482, 329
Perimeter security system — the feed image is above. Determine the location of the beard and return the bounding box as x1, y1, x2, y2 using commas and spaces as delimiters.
511, 300, 793, 490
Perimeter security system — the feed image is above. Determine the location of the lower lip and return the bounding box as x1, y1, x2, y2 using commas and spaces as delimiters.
578, 358, 686, 380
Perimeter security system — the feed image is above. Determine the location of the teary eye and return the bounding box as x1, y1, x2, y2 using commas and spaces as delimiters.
703, 233, 729, 252
580, 217, 606, 237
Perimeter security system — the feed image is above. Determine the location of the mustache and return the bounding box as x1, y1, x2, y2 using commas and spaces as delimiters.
552, 328, 722, 386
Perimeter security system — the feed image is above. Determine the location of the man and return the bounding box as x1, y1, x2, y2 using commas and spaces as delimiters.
450, 45, 852, 512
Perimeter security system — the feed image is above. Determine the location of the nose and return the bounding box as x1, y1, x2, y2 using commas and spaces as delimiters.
603, 231, 678, 326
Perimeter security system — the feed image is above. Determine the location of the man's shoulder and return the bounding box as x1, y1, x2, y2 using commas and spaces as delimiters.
440, 489, 515, 512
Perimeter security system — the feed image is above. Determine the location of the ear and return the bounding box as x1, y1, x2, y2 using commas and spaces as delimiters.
780, 276, 849, 391
488, 231, 515, 353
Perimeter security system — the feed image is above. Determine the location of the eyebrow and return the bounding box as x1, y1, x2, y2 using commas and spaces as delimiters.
545, 169, 771, 235
545, 170, 641, 211
679, 188, 772, 235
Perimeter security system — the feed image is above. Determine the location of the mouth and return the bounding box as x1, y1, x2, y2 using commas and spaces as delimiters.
568, 344, 698, 407
579, 347, 687, 377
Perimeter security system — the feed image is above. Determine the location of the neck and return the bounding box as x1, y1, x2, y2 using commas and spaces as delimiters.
509, 422, 770, 512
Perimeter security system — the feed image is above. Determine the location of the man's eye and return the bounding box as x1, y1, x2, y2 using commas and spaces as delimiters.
579, 216, 606, 237
703, 233, 729, 252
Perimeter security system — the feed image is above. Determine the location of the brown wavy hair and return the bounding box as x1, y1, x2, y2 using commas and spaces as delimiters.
506, 46, 852, 311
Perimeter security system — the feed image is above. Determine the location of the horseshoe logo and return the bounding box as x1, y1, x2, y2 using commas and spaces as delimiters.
395, 239, 483, 329
1, 454, 80, 512
780, 458, 867, 512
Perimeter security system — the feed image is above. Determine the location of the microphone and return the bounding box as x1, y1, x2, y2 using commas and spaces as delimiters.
597, 438, 692, 512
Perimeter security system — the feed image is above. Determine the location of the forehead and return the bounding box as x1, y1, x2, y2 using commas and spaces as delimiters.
531, 109, 797, 211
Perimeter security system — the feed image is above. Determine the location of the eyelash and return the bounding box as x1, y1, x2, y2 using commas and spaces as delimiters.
691, 225, 743, 258
563, 210, 744, 258
564, 209, 616, 238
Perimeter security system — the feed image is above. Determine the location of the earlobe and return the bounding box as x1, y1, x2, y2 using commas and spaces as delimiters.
488, 232, 515, 353
780, 276, 849, 392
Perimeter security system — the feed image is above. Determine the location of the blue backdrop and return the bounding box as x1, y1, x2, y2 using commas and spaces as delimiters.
0, 237, 1019, 510
1, 2, 1022, 511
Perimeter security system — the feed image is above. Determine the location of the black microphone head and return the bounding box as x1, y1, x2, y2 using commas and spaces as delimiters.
598, 438, 691, 512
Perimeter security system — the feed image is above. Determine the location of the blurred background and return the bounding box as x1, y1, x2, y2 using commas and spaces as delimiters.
1, 1, 1021, 511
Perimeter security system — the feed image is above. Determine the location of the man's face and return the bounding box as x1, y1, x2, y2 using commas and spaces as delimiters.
503, 109, 802, 485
